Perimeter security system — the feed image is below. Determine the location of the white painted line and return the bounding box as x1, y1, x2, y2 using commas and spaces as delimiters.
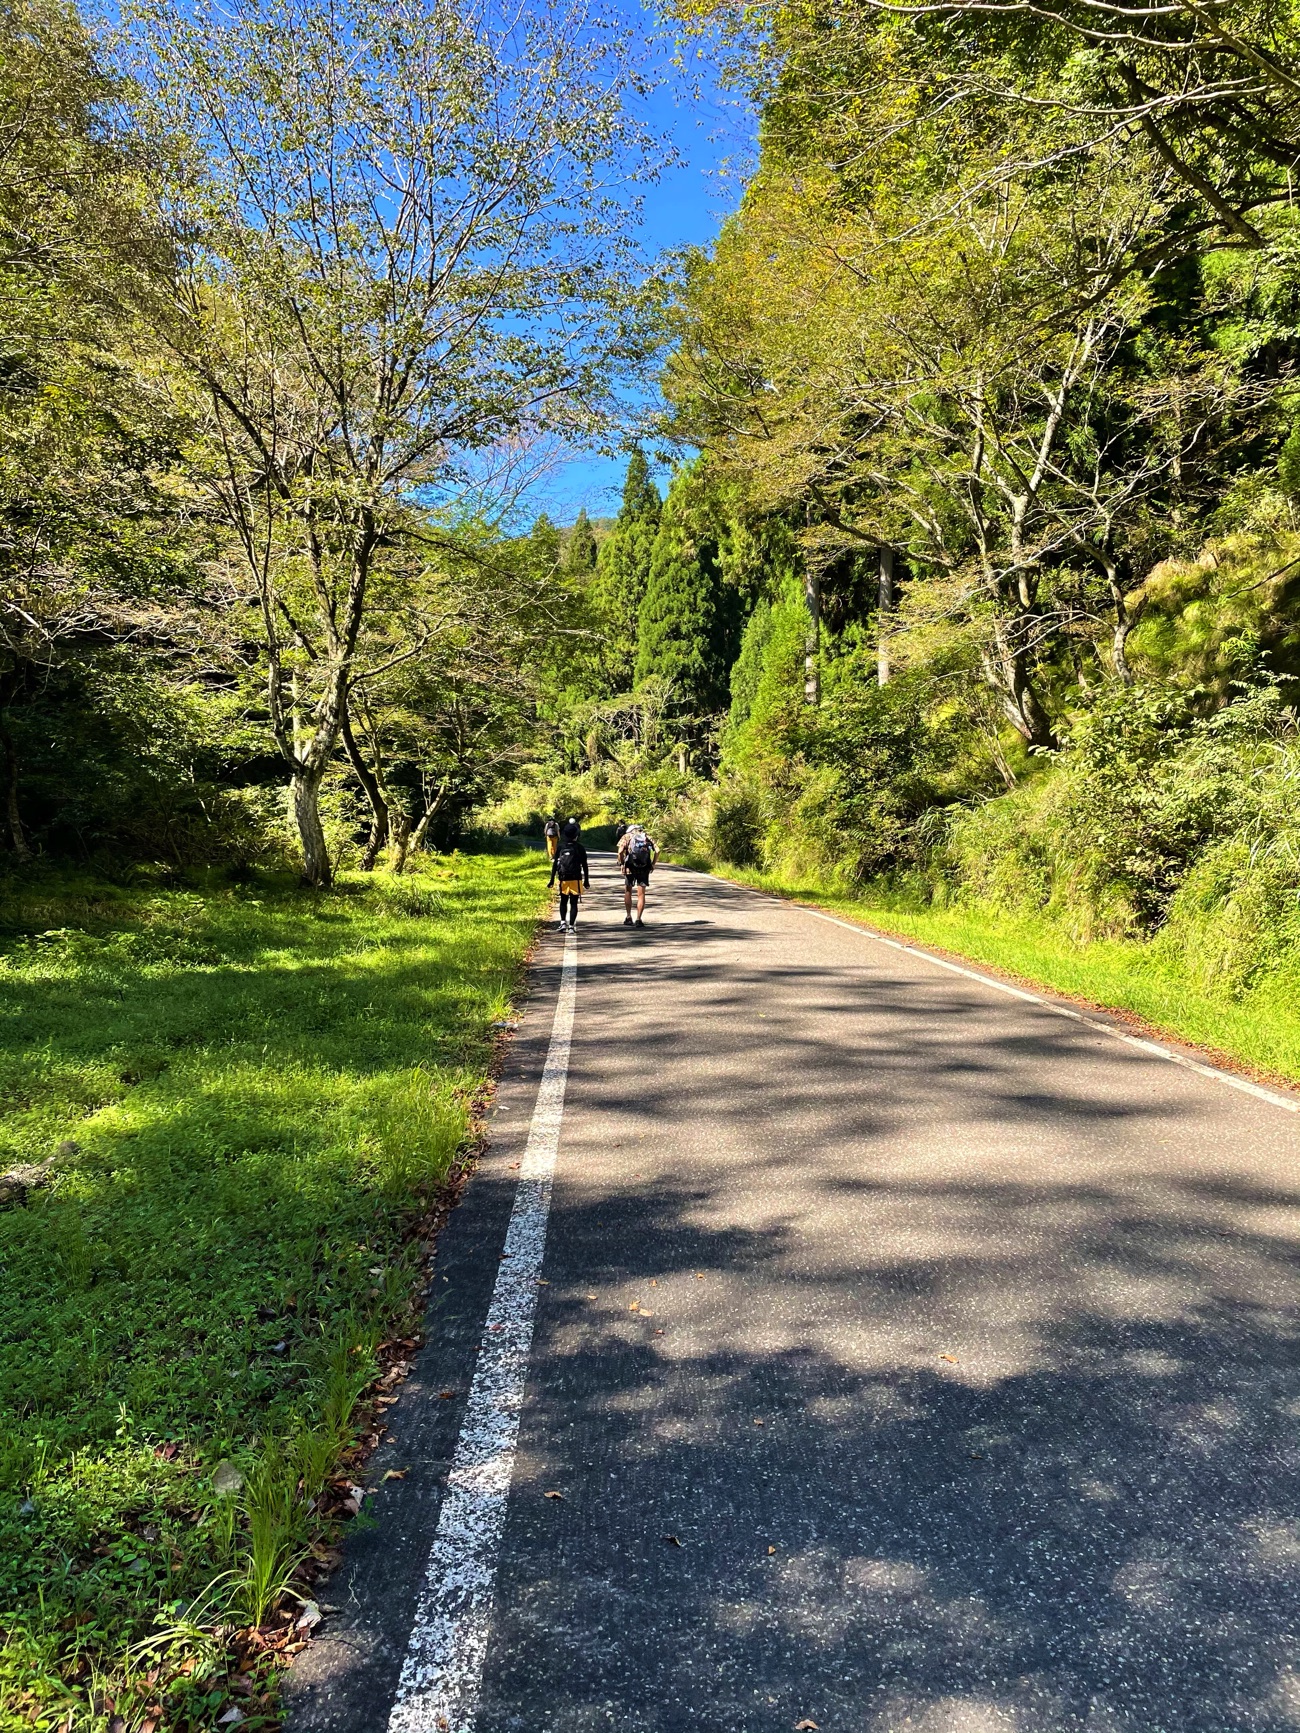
692, 867, 1299, 1117
388, 932, 577, 1733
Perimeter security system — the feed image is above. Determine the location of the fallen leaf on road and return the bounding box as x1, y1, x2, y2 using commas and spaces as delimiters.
537, 1278, 549, 1285
940, 1354, 958, 1363
544, 1490, 565, 1500
295, 1600, 322, 1632
381, 1469, 408, 1482
794, 1720, 819, 1730
768, 1546, 776, 1554
439, 1389, 457, 1399
663, 1533, 682, 1546
650, 1279, 657, 1286
753, 1418, 764, 1426
585, 1293, 597, 1300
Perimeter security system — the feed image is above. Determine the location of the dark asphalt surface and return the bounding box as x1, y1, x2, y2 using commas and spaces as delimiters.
288, 856, 1300, 1733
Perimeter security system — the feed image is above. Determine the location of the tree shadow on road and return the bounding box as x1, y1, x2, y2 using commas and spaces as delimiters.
492, 1168, 1300, 1733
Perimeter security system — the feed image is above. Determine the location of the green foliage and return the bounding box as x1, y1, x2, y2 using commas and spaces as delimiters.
635, 464, 732, 716
725, 597, 772, 731
589, 451, 662, 691
563, 509, 598, 580
0, 852, 547, 1726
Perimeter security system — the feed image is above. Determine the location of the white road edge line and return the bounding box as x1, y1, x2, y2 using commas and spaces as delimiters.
388, 931, 577, 1733
689, 868, 1299, 1117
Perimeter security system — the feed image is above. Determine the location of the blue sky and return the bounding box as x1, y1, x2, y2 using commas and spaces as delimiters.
524, 35, 754, 526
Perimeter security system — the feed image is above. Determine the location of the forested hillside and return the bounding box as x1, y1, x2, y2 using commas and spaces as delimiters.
9, 0, 1300, 976
492, 0, 1300, 1048
0, 0, 651, 887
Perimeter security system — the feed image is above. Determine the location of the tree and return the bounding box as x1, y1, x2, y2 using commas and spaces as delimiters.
564, 508, 598, 581
590, 449, 662, 689
0, 0, 204, 859
682, 0, 1300, 258
635, 463, 731, 725
667, 34, 1273, 747
123, 0, 654, 883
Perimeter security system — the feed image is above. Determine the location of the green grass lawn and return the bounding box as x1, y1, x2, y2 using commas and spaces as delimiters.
0, 853, 548, 1730
699, 863, 1300, 1088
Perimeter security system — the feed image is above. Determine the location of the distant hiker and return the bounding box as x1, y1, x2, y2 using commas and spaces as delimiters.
549, 818, 589, 931
613, 819, 628, 848
543, 816, 560, 861
617, 822, 657, 926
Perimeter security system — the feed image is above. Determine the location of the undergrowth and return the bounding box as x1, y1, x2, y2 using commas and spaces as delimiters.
0, 853, 548, 1729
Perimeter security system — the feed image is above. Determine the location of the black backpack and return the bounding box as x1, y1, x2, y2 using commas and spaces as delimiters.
625, 828, 651, 870
555, 845, 581, 879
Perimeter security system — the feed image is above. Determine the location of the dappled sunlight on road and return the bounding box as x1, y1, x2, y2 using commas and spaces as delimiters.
480, 863, 1300, 1731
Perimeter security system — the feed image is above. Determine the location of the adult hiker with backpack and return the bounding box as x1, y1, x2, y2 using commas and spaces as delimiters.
616, 821, 657, 926
548, 817, 589, 932
543, 816, 560, 861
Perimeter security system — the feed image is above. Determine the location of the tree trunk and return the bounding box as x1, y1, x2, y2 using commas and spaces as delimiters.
407, 776, 452, 863
408, 808, 434, 860
877, 546, 895, 686
388, 812, 412, 873
1003, 665, 1057, 750
1108, 571, 1145, 684
292, 768, 332, 887
0, 720, 31, 862
986, 623, 1058, 751
803, 567, 820, 705
340, 711, 389, 870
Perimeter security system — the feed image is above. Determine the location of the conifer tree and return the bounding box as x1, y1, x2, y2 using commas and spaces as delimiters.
564, 508, 598, 581
591, 450, 661, 688
528, 513, 563, 576
635, 464, 729, 720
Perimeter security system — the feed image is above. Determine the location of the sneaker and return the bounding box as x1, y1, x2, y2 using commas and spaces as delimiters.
557, 919, 567, 931
634, 917, 644, 928
623, 915, 633, 926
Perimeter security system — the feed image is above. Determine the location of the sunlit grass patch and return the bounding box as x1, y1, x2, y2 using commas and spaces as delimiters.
0, 852, 547, 1728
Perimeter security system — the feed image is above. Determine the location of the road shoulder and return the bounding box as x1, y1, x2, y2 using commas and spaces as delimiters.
281, 931, 567, 1733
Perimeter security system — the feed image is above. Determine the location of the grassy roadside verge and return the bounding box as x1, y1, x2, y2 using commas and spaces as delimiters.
687, 860, 1300, 1088
0, 853, 548, 1731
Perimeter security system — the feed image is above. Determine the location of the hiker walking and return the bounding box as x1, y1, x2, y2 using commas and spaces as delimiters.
543, 816, 560, 861
549, 817, 589, 932
617, 821, 657, 927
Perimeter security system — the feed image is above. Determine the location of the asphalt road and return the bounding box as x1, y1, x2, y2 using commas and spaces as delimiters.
287, 855, 1300, 1733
